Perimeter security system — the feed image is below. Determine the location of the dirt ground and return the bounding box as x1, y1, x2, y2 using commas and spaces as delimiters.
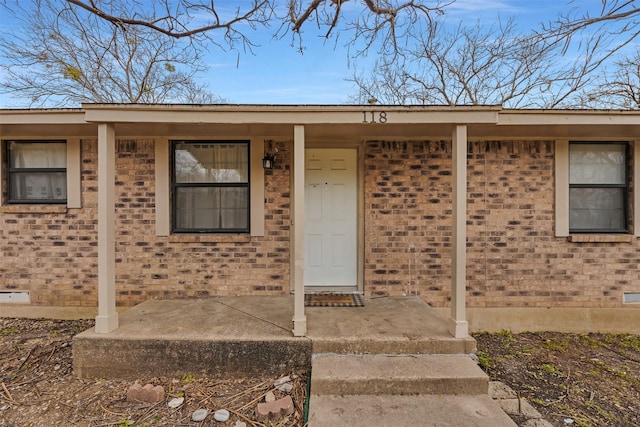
1, 318, 638, 427
0, 318, 307, 427
475, 331, 640, 427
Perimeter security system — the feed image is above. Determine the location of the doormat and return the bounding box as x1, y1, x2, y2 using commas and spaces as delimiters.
304, 293, 364, 307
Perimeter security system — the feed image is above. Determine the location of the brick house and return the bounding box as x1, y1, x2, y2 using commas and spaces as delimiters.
1, 104, 639, 337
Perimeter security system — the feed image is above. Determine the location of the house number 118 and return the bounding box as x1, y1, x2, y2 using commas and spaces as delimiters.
362, 111, 388, 123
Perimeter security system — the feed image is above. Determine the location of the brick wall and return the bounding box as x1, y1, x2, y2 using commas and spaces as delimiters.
364, 139, 640, 308
2, 138, 639, 308
1, 139, 292, 306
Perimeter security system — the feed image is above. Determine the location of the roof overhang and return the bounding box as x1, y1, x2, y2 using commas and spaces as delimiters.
1, 105, 638, 140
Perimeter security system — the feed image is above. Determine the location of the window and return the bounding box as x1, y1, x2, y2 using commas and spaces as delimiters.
569, 142, 628, 233
7, 141, 67, 204
172, 141, 249, 233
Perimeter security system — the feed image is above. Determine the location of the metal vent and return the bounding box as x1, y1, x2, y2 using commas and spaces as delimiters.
0, 291, 31, 304
623, 292, 640, 304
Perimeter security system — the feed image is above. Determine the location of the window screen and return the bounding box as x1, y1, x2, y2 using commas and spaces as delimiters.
569, 143, 627, 232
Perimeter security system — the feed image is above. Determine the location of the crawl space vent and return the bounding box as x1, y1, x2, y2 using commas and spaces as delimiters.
0, 291, 30, 304
623, 292, 640, 304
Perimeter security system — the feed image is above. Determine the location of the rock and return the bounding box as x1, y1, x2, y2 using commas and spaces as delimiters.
126, 382, 165, 403
213, 409, 230, 422
255, 395, 294, 421
192, 409, 209, 422
276, 383, 293, 393
234, 422, 247, 427
167, 397, 184, 409
273, 376, 291, 387
265, 391, 276, 402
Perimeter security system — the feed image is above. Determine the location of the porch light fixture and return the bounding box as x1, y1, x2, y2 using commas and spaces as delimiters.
262, 153, 276, 169
263, 140, 277, 170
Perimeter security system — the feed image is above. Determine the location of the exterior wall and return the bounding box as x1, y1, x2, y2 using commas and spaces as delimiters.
2, 137, 640, 309
1, 139, 291, 307
364, 139, 640, 309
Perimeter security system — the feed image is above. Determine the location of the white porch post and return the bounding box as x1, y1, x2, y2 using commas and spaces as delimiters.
291, 125, 307, 336
449, 124, 469, 339
95, 123, 119, 333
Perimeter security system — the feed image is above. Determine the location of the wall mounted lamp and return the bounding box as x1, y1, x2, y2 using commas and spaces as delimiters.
263, 140, 277, 170
262, 153, 276, 169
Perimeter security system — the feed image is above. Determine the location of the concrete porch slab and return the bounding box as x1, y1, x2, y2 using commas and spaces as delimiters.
73, 296, 474, 378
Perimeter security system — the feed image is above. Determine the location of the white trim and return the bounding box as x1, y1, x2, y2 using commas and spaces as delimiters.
96, 123, 118, 333
66, 138, 81, 208
156, 138, 263, 237
250, 138, 265, 236
449, 124, 469, 339
292, 125, 307, 337
155, 139, 170, 236
635, 141, 640, 237
555, 140, 570, 237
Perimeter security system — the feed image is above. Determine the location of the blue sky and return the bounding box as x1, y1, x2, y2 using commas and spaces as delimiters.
208, 0, 588, 104
0, 1, 618, 106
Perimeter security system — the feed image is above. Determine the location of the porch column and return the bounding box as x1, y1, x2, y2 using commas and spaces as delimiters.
291, 125, 307, 336
95, 123, 119, 333
449, 124, 469, 339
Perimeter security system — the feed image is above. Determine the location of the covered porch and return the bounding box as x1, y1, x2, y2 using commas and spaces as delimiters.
73, 295, 476, 378
70, 104, 492, 339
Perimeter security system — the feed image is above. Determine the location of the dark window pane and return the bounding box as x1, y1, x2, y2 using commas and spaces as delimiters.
175, 187, 248, 231
569, 188, 625, 230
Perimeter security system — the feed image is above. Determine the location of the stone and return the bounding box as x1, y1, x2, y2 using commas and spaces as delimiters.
273, 376, 291, 386
167, 397, 184, 409
488, 381, 517, 399
127, 382, 143, 402
255, 395, 294, 421
140, 384, 165, 403
276, 383, 293, 393
234, 422, 247, 427
127, 382, 165, 403
213, 409, 230, 422
192, 409, 209, 422
265, 391, 276, 402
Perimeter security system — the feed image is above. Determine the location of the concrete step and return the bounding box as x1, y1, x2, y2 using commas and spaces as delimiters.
307, 394, 517, 427
309, 334, 477, 355
310, 354, 488, 396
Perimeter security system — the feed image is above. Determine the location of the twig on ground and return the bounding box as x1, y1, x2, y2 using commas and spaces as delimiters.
17, 348, 34, 371
228, 408, 264, 427
1, 382, 14, 401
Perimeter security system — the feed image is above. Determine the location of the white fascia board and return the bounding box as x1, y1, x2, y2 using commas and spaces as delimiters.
81, 104, 500, 125
0, 109, 86, 125
498, 110, 640, 126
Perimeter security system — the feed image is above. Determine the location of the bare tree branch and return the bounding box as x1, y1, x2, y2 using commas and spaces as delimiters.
0, 0, 224, 107
349, 17, 603, 107
55, 0, 450, 58
580, 51, 640, 109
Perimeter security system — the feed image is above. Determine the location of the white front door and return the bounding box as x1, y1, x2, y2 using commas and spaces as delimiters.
304, 148, 358, 287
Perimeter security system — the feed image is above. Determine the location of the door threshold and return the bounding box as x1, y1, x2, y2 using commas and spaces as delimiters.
304, 286, 362, 295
